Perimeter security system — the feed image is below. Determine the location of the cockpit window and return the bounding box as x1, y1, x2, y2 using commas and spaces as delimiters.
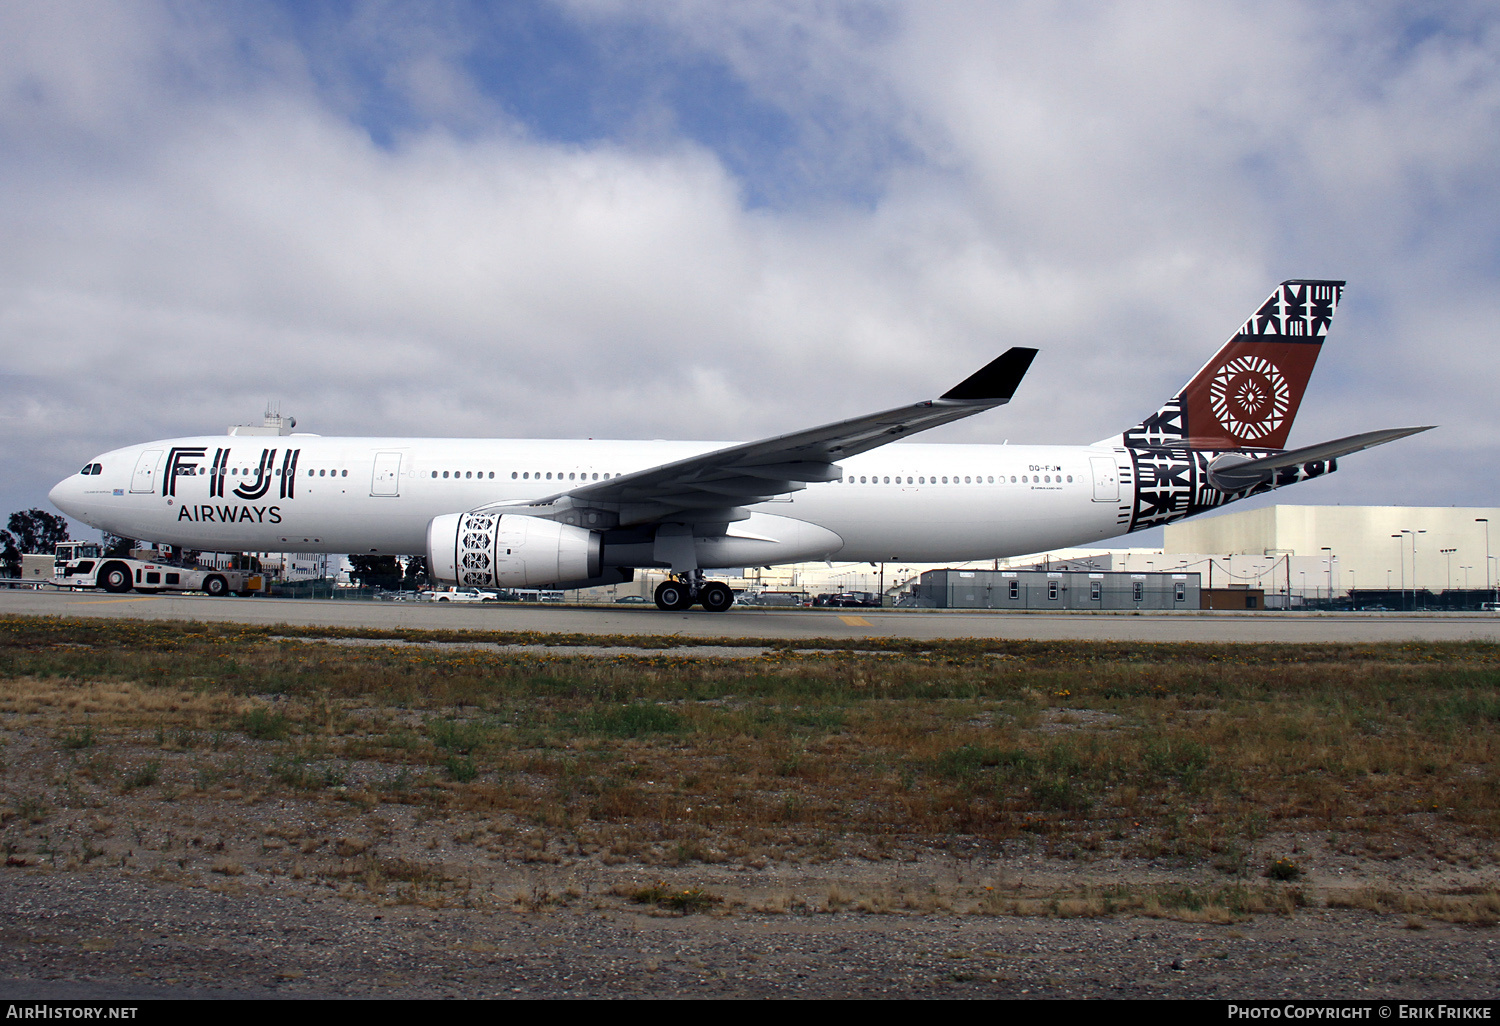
92, 463, 102, 474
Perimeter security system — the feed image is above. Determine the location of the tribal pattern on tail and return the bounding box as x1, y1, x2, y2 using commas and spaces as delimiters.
1122, 409, 1334, 532
1108, 279, 1345, 530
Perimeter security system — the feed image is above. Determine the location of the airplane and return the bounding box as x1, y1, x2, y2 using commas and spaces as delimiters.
49, 279, 1430, 611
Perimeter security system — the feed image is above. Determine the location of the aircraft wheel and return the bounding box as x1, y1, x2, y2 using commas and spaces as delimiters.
654, 580, 693, 611
203, 575, 228, 597
699, 582, 734, 612
99, 562, 132, 594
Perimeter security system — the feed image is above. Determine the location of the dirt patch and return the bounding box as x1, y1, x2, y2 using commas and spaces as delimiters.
2, 619, 1497, 996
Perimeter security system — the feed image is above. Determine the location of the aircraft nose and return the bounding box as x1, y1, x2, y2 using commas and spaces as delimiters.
49, 475, 79, 517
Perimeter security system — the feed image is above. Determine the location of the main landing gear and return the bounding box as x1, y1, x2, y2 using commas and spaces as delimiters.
654, 574, 735, 612
654, 579, 693, 611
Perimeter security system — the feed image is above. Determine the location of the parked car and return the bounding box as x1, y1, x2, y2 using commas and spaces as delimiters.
745, 591, 811, 607
419, 588, 496, 603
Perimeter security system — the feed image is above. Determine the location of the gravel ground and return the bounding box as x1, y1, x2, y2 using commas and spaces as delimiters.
1, 865, 1498, 999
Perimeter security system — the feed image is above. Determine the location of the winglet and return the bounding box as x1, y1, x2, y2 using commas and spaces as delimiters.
941, 347, 1038, 402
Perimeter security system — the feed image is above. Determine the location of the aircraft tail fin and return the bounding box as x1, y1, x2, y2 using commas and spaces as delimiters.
1111, 280, 1345, 451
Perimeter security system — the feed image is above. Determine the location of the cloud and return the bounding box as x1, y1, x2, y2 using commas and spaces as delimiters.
1, 0, 1498, 539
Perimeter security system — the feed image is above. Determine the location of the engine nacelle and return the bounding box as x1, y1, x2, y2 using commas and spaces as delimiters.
427, 512, 602, 588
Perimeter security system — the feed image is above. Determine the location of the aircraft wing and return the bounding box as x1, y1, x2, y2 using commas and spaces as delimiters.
486, 348, 1037, 528
1205, 426, 1434, 491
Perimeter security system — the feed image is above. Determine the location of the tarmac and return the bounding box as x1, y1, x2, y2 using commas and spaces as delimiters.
4, 588, 1500, 642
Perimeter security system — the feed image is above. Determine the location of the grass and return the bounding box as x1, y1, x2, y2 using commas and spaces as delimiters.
1, 614, 1498, 919
630, 881, 719, 914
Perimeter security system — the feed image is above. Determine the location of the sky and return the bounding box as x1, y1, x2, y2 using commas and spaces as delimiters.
2, 1, 1498, 546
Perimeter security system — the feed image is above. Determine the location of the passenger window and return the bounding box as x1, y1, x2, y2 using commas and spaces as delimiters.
432, 471, 437, 478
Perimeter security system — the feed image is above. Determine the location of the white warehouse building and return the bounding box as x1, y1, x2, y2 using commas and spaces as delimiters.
1163, 505, 1500, 597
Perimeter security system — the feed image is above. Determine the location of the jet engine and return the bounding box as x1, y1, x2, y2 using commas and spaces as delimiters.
427, 512, 601, 588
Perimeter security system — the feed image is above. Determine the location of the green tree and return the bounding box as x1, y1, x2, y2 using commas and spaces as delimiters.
0, 531, 19, 578
102, 533, 136, 557
8, 509, 69, 554
347, 555, 402, 590
403, 555, 429, 590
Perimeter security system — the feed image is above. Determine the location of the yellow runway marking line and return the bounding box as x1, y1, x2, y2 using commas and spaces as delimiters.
69, 597, 164, 605
837, 615, 873, 627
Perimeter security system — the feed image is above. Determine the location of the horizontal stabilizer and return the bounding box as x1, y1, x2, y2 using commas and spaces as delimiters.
1206, 426, 1433, 491
942, 348, 1038, 401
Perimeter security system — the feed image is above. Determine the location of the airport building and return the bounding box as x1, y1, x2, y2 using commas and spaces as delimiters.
908, 568, 1201, 611
1163, 505, 1500, 597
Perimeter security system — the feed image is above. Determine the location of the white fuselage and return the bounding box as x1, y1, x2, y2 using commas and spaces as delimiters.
50, 435, 1130, 563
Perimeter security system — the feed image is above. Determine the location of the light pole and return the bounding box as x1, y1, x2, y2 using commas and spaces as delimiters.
1441, 548, 1456, 593
1321, 546, 1333, 602
1462, 565, 1472, 591
1479, 519, 1493, 605
1392, 535, 1404, 607
1402, 529, 1425, 609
